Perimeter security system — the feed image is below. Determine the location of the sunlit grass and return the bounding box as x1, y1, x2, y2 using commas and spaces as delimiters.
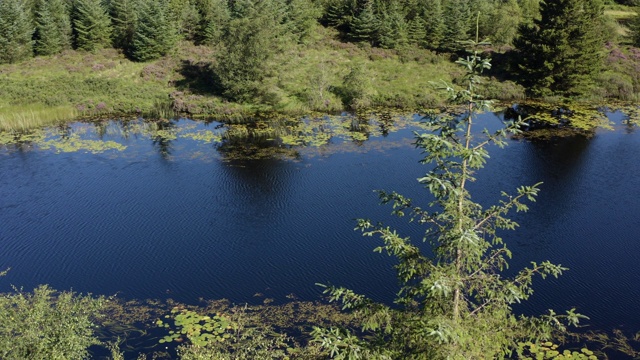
0, 105, 78, 132
604, 9, 637, 20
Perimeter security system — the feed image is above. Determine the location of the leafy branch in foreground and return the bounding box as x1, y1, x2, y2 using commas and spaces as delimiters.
313, 25, 586, 360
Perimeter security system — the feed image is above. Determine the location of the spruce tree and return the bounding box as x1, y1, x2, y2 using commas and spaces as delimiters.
215, 0, 287, 102
168, 0, 199, 40
377, 6, 408, 49
73, 0, 112, 51
420, 0, 444, 49
323, 0, 364, 34
0, 0, 34, 64
468, 0, 494, 40
441, 0, 470, 51
313, 34, 585, 360
632, 8, 640, 47
518, 0, 540, 24
514, 0, 606, 97
110, 0, 138, 53
488, 0, 522, 46
194, 0, 229, 45
131, 0, 178, 61
407, 16, 427, 47
34, 0, 72, 56
323, 0, 348, 29
285, 0, 321, 43
349, 2, 378, 45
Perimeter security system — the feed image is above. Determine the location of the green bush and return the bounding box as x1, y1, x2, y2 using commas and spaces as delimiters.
336, 63, 375, 109
0, 285, 106, 359
596, 71, 635, 100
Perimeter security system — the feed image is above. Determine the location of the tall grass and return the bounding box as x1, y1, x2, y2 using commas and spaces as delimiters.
0, 105, 78, 132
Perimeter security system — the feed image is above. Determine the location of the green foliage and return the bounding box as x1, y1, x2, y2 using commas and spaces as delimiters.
376, 4, 408, 49
349, 2, 378, 45
215, 0, 287, 103
72, 0, 112, 51
406, 16, 426, 47
110, 0, 139, 53
509, 102, 611, 132
488, 0, 522, 46
518, 0, 540, 24
338, 63, 374, 109
0, 285, 105, 359
131, 0, 179, 61
632, 7, 640, 46
0, 0, 34, 64
34, 0, 72, 56
323, 0, 354, 31
157, 307, 231, 346
441, 0, 471, 51
194, 0, 230, 45
514, 0, 607, 97
313, 34, 584, 359
285, 0, 322, 43
420, 0, 445, 49
168, 0, 200, 40
174, 302, 330, 359
40, 133, 127, 153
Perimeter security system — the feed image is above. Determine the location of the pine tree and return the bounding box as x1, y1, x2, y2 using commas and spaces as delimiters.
194, 0, 229, 45
349, 2, 378, 45
285, 0, 321, 43
377, 6, 408, 49
488, 0, 522, 46
313, 34, 585, 360
0, 0, 34, 64
323, 0, 348, 29
514, 0, 606, 97
632, 8, 640, 47
407, 16, 427, 47
518, 0, 540, 24
131, 0, 179, 61
34, 0, 72, 56
110, 0, 138, 53
215, 0, 287, 102
420, 0, 444, 49
441, 0, 471, 51
168, 0, 199, 40
73, 0, 112, 51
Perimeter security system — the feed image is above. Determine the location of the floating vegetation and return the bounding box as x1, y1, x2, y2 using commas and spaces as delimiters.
180, 130, 222, 143
620, 105, 640, 127
506, 102, 613, 132
39, 135, 127, 154
3, 107, 614, 158
96, 296, 358, 358
0, 129, 47, 145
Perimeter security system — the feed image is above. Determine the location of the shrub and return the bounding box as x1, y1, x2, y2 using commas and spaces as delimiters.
0, 285, 106, 359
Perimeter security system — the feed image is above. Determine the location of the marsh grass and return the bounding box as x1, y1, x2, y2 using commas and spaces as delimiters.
0, 49, 168, 131
0, 105, 77, 131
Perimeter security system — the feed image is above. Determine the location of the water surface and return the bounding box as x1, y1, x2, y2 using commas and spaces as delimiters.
1, 112, 639, 334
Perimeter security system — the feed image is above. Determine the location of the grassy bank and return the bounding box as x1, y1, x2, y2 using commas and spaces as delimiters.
1, 20, 638, 132
0, 27, 527, 132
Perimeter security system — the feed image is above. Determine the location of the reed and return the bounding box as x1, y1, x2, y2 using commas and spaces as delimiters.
0, 105, 78, 132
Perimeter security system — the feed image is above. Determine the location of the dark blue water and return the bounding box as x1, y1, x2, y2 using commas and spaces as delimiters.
1, 112, 639, 334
